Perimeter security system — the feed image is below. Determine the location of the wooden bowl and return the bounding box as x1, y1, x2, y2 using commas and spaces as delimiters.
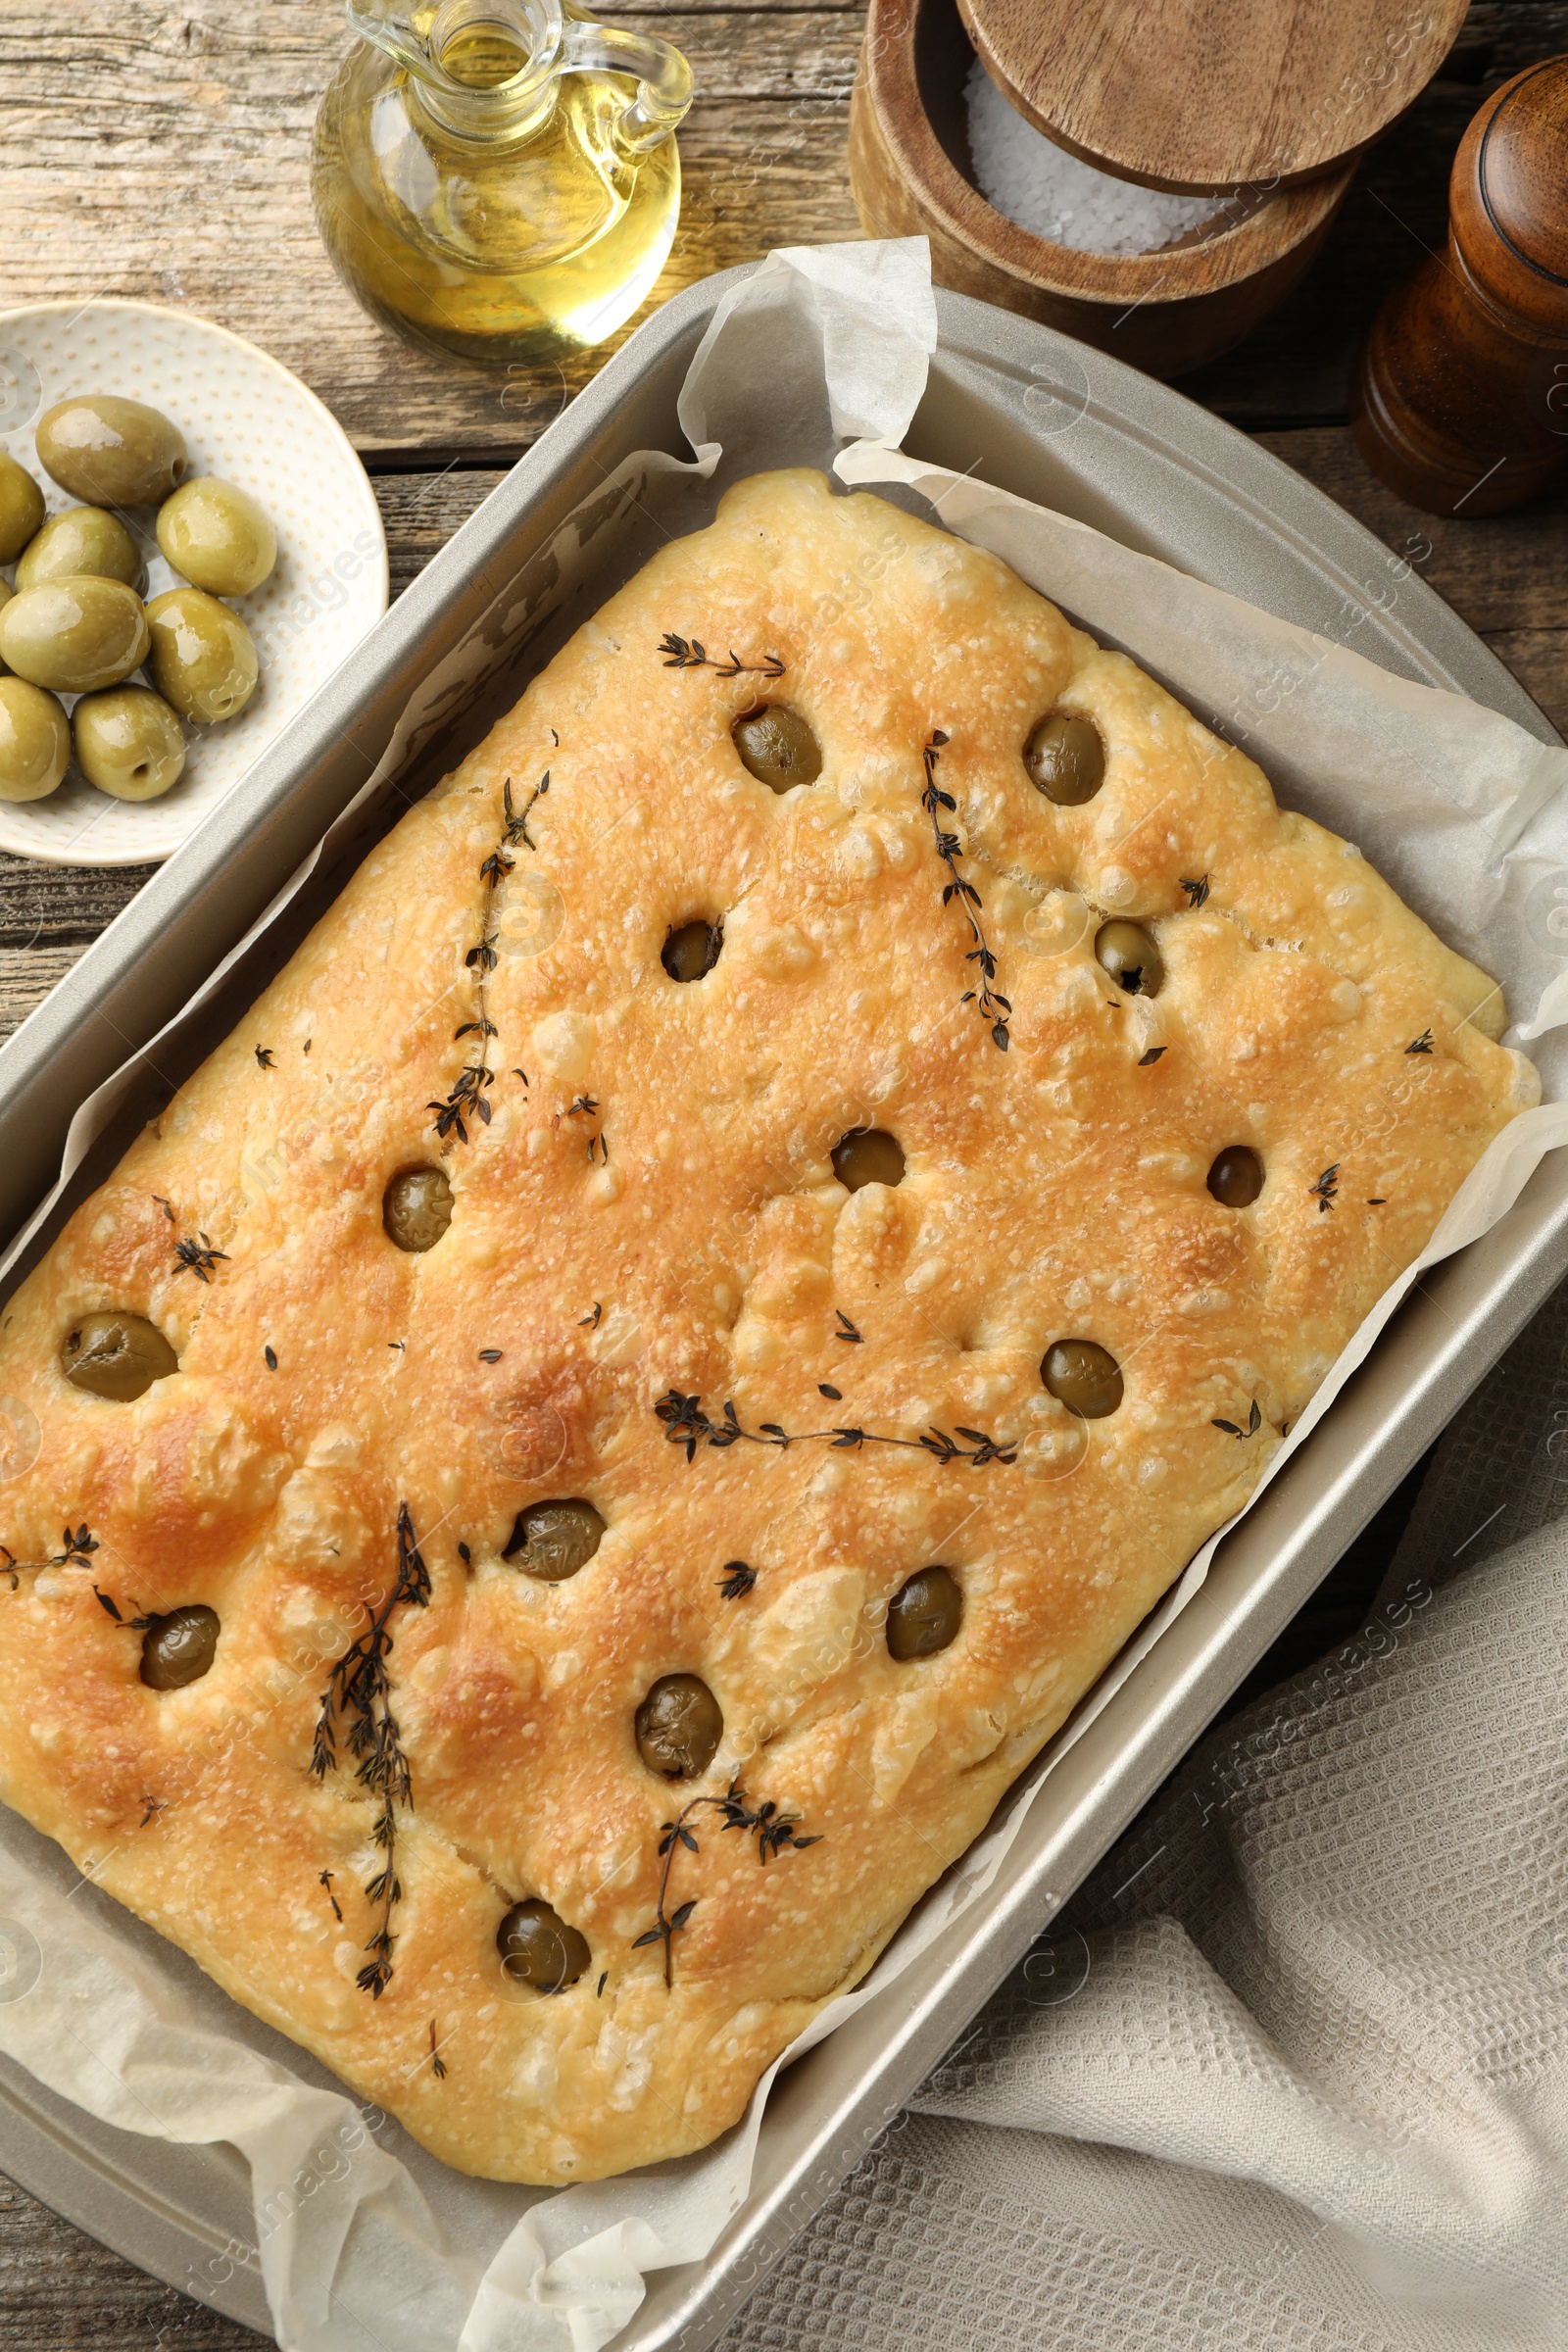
850, 0, 1357, 378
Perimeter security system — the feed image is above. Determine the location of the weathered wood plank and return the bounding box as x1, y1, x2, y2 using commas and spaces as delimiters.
1258, 424, 1568, 733
377, 466, 510, 601
7, 3, 1568, 458
1, 1, 863, 459
0, 2169, 265, 2347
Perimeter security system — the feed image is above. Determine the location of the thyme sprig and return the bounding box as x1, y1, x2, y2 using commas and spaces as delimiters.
633, 1779, 820, 1986
920, 732, 1010, 1052
1181, 875, 1210, 907
2, 1524, 98, 1590
654, 1390, 1017, 1468
658, 633, 784, 679
717, 1560, 756, 1598
432, 772, 549, 1146
311, 1502, 430, 1997
1406, 1029, 1434, 1055
1212, 1399, 1263, 1440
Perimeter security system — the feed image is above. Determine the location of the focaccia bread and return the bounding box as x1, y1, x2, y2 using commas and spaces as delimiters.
0, 469, 1536, 2183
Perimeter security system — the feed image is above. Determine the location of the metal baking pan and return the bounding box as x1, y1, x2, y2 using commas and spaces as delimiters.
0, 266, 1564, 2348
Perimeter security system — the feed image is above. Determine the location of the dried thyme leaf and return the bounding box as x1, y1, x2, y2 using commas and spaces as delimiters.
921, 731, 1010, 1051
653, 1390, 1016, 1467
172, 1232, 228, 1283
657, 633, 784, 678
312, 1503, 430, 1997
636, 1778, 820, 1986
1309, 1164, 1341, 1213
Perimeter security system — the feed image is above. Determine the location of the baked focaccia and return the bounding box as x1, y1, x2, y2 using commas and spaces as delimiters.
0, 469, 1536, 2183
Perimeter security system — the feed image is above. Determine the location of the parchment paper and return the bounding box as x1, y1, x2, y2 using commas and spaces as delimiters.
2, 239, 1568, 2352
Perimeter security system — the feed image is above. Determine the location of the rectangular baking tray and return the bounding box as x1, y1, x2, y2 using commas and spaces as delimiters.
0, 267, 1564, 2349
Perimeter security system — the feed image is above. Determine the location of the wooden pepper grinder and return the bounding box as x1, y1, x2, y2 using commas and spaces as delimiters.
1353, 58, 1568, 516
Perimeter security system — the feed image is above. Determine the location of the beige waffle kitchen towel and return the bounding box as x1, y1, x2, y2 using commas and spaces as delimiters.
721, 1278, 1568, 2352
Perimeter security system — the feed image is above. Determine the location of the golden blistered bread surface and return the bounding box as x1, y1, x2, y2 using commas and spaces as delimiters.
0, 470, 1537, 2182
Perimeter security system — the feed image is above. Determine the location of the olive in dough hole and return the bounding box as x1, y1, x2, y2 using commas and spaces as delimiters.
497, 1898, 590, 1990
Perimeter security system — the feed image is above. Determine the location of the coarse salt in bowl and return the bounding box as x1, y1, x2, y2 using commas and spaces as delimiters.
964, 55, 1226, 255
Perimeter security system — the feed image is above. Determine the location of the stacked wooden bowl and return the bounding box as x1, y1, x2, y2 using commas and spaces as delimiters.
850, 0, 1467, 377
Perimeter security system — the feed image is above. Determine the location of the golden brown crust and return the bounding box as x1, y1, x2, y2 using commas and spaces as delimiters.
0, 470, 1535, 2181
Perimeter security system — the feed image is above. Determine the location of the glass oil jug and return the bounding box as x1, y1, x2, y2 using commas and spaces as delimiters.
312, 0, 693, 368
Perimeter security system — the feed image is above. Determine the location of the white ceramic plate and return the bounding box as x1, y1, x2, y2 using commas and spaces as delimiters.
0, 299, 387, 866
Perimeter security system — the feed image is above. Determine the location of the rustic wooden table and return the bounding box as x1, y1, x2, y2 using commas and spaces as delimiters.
1, 0, 1566, 2341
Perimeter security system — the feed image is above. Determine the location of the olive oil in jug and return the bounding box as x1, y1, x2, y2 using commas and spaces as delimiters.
312, 0, 693, 368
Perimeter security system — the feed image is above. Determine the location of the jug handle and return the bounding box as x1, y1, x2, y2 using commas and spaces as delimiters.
560, 19, 693, 154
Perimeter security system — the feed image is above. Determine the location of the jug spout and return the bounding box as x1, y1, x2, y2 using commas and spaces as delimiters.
344, 0, 690, 149
347, 0, 565, 136
344, 0, 428, 79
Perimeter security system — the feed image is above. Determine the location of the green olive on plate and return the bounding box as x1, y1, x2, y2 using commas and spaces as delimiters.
17, 506, 143, 592
157, 477, 276, 597
73, 685, 186, 802
0, 578, 149, 695
0, 677, 71, 803
145, 588, 258, 723
0, 455, 46, 565
35, 395, 187, 509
